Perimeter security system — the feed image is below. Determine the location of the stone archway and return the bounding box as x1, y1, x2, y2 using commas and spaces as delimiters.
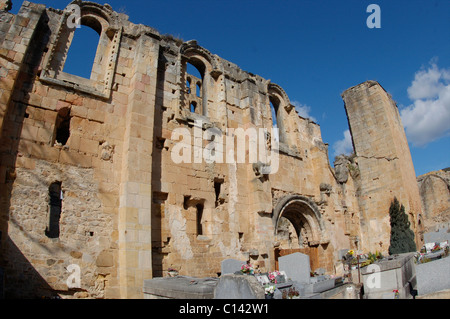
273, 195, 326, 246
273, 195, 328, 271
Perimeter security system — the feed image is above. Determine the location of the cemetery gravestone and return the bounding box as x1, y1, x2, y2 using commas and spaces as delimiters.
338, 249, 350, 260
221, 259, 246, 275
276, 274, 286, 284
278, 252, 311, 284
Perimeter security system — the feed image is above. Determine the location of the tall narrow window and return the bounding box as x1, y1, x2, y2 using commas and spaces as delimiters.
270, 100, 278, 127
54, 107, 71, 146
196, 82, 202, 98
45, 182, 62, 239
186, 77, 192, 94
190, 101, 197, 114
214, 178, 224, 207
214, 182, 221, 203
269, 99, 280, 142
63, 23, 101, 79
196, 204, 204, 236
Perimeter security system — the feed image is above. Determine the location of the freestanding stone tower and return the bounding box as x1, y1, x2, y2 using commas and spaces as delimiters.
342, 81, 423, 253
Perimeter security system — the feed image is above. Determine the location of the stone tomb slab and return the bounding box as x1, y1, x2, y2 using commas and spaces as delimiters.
214, 274, 265, 299
143, 276, 219, 299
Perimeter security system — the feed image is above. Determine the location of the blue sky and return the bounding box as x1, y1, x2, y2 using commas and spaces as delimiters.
12, 0, 450, 176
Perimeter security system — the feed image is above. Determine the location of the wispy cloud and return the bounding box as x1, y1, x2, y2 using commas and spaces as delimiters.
400, 60, 450, 147
292, 101, 317, 123
332, 129, 353, 158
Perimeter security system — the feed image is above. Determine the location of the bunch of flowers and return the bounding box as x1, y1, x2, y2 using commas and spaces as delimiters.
393, 289, 399, 299
167, 268, 178, 277
240, 263, 254, 274
268, 271, 281, 283
264, 285, 276, 299
342, 249, 356, 266
264, 285, 276, 297
431, 243, 441, 252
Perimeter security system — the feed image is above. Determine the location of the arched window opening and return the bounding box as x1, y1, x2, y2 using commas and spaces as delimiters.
187, 62, 203, 80
54, 107, 71, 146
63, 22, 101, 79
45, 182, 62, 239
185, 60, 206, 115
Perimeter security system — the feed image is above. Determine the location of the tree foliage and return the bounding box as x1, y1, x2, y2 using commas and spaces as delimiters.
388, 197, 416, 255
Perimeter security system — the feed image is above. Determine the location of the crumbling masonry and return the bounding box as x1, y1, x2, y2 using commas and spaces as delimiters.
0, 1, 425, 298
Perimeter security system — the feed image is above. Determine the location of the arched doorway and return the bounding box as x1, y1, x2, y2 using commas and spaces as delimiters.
272, 195, 328, 272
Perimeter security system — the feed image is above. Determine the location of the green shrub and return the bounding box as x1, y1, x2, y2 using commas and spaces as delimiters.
388, 197, 416, 255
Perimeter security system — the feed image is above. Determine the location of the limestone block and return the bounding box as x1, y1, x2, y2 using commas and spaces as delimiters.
79, 138, 99, 155
20, 123, 38, 141
59, 150, 92, 168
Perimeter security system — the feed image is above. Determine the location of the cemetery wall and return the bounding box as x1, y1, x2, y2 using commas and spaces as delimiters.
0, 0, 430, 298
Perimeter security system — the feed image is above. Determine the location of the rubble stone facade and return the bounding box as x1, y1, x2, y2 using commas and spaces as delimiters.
0, 1, 426, 299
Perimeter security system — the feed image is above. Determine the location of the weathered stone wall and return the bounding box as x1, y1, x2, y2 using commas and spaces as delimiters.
0, 1, 426, 299
417, 168, 450, 235
8, 159, 116, 298
342, 81, 424, 253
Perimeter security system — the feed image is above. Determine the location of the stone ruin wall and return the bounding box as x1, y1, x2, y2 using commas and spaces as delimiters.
342, 81, 424, 253
0, 1, 428, 299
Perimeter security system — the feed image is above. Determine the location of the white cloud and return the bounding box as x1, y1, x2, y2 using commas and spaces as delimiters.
292, 101, 317, 123
400, 61, 450, 147
332, 129, 353, 157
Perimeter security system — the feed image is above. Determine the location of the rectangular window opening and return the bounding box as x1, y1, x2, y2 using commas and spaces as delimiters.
214, 178, 224, 207
45, 181, 62, 239
196, 203, 204, 236
54, 107, 71, 146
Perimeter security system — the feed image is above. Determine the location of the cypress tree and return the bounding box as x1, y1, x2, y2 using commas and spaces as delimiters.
388, 197, 416, 255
